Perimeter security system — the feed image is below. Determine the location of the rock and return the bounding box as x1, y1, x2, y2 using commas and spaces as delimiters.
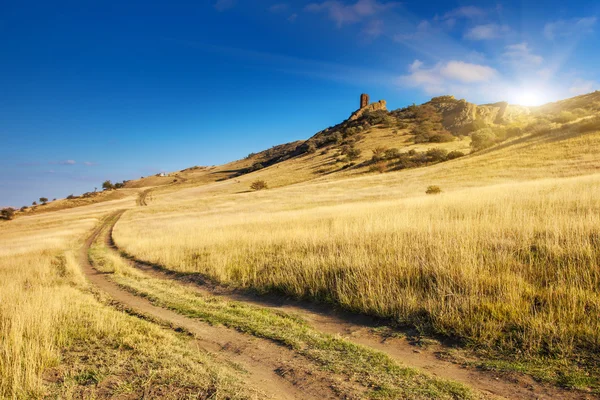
349, 100, 387, 121
426, 96, 530, 133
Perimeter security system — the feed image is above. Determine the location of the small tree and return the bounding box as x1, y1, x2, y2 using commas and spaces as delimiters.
39, 197, 48, 204
0, 208, 15, 220
250, 180, 268, 191
102, 180, 114, 191
426, 185, 442, 195
32, 201, 37, 206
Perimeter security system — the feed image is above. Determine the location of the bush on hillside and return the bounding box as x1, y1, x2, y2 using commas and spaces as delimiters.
446, 150, 465, 160
552, 111, 577, 124
1, 208, 15, 220
250, 180, 268, 191
249, 163, 264, 172
102, 180, 114, 190
428, 132, 456, 143
470, 129, 497, 152
425, 148, 448, 162
369, 161, 387, 173
371, 147, 387, 162
425, 185, 442, 195
39, 197, 48, 205
384, 148, 401, 160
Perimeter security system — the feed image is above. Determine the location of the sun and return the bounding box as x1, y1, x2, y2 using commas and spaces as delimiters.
514, 91, 546, 107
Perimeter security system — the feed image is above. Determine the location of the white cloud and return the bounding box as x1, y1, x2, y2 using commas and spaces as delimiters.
569, 79, 598, 95
399, 59, 497, 94
83, 161, 96, 166
443, 6, 485, 20
214, 0, 235, 12
465, 24, 510, 40
440, 61, 497, 83
503, 42, 543, 66
49, 160, 76, 165
544, 17, 597, 40
305, 0, 398, 27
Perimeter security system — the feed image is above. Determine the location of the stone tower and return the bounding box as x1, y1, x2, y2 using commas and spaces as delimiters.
360, 93, 370, 109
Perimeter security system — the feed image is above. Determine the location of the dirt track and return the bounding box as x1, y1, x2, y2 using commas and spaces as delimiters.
82, 209, 593, 400
82, 211, 354, 400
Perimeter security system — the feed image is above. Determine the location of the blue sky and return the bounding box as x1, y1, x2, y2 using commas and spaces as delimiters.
1, 0, 599, 207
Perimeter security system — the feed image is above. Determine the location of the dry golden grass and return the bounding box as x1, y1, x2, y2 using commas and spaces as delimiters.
0, 198, 258, 399
113, 127, 600, 390
115, 175, 600, 360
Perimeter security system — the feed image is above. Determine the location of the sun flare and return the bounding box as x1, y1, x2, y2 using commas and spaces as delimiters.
514, 91, 546, 106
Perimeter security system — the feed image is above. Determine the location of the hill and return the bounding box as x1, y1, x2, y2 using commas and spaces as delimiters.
10, 90, 600, 220
4, 91, 600, 398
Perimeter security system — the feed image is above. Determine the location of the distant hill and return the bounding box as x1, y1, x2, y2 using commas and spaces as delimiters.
9, 90, 600, 217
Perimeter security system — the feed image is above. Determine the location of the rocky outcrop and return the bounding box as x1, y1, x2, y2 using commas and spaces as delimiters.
426, 96, 530, 133
350, 100, 387, 121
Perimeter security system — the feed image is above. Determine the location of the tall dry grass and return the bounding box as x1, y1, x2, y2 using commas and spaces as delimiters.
0, 202, 254, 399
115, 174, 600, 363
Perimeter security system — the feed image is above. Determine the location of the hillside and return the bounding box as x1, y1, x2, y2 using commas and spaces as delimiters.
7, 91, 600, 221
4, 91, 600, 399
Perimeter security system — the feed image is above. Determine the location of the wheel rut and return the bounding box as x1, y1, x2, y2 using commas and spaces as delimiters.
105, 214, 593, 400
82, 211, 350, 400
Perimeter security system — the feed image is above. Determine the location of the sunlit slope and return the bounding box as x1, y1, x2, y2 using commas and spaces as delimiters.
145, 114, 600, 207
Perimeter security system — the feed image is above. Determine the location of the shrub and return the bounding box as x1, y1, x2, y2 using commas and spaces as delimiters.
447, 150, 465, 160
249, 163, 264, 172
20, 206, 28, 212
341, 145, 361, 161
384, 148, 401, 160
32, 201, 37, 206
102, 180, 114, 190
369, 161, 387, 173
306, 142, 317, 154
0, 208, 15, 220
462, 118, 488, 134
425, 148, 448, 162
428, 132, 455, 143
470, 129, 497, 152
250, 180, 268, 191
39, 197, 48, 205
425, 185, 442, 195
371, 147, 387, 162
553, 111, 577, 124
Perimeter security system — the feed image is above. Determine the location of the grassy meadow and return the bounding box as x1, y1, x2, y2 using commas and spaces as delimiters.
113, 127, 600, 390
0, 200, 259, 399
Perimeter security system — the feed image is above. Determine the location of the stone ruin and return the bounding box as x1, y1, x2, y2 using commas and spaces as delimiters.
360, 93, 370, 109
350, 93, 387, 121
